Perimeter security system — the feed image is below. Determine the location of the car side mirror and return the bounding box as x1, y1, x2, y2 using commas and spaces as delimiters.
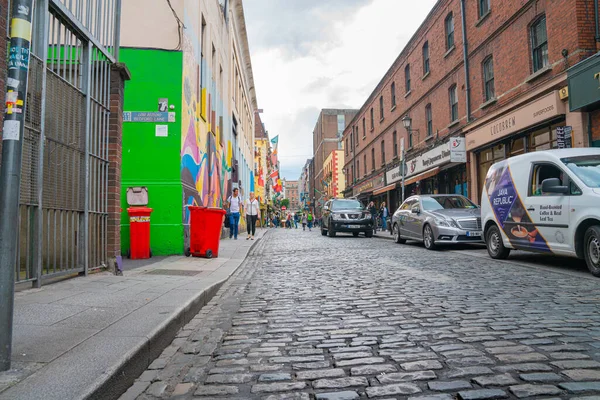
541, 178, 569, 194
411, 208, 420, 214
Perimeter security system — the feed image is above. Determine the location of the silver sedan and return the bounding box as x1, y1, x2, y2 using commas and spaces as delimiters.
391, 195, 483, 250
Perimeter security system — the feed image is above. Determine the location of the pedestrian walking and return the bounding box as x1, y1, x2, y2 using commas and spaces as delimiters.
244, 192, 260, 240
368, 201, 377, 233
301, 213, 308, 231
380, 202, 389, 233
293, 213, 299, 229
227, 188, 243, 240
307, 212, 313, 231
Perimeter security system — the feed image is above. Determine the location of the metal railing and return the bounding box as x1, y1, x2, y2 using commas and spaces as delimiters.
10, 0, 119, 286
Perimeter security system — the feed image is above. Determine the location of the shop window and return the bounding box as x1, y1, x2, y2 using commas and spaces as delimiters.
477, 144, 505, 197
531, 16, 549, 72
510, 137, 526, 157
529, 124, 560, 151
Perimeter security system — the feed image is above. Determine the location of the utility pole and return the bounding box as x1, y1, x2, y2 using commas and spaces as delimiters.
400, 138, 405, 203
0, 0, 35, 372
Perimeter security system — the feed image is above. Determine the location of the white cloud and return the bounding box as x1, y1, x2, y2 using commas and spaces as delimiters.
245, 0, 438, 180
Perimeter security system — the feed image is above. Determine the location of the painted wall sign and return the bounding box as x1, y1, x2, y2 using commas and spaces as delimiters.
353, 173, 384, 196
465, 91, 565, 150
123, 111, 176, 123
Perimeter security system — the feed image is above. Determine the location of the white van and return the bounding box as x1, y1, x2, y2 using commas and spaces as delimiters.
480, 148, 600, 276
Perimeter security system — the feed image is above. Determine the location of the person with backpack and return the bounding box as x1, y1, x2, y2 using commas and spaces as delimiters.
307, 212, 313, 231
227, 188, 243, 240
301, 213, 308, 231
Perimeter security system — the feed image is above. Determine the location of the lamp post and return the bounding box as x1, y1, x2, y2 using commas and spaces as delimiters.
401, 114, 419, 202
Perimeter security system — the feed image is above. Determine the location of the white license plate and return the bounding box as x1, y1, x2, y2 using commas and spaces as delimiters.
467, 231, 482, 237
347, 225, 361, 229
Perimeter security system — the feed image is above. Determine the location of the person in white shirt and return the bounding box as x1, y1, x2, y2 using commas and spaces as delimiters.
227, 188, 243, 240
244, 192, 260, 240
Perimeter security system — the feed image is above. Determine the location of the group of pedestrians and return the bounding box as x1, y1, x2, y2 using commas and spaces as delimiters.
267, 211, 315, 231
224, 188, 260, 240
367, 201, 389, 234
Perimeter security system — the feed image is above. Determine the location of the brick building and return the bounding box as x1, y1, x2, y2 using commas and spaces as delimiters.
343, 0, 599, 213
284, 180, 300, 211
323, 150, 345, 199
313, 109, 357, 214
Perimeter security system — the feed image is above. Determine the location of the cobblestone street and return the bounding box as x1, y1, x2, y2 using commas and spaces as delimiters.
122, 229, 600, 400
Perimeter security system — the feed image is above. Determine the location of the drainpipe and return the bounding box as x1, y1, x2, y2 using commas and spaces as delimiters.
595, 0, 600, 50
460, 0, 472, 123
589, 113, 595, 147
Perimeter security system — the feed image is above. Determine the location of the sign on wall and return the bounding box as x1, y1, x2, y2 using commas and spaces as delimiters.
449, 137, 467, 162
124, 111, 176, 123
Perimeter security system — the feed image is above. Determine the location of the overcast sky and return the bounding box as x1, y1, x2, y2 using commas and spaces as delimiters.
244, 0, 438, 180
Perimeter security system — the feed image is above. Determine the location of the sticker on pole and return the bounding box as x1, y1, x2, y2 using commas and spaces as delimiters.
2, 120, 20, 141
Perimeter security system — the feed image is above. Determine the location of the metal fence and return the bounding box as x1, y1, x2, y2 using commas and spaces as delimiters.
6, 0, 120, 286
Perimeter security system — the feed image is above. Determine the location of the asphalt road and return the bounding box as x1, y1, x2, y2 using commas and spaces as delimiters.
121, 228, 600, 400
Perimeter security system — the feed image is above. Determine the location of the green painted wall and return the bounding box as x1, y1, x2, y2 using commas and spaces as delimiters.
119, 48, 184, 256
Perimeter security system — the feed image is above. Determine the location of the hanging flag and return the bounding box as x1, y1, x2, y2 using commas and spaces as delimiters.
271, 153, 278, 166
270, 170, 279, 179
270, 135, 279, 146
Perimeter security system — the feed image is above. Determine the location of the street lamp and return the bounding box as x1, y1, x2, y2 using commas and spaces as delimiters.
400, 114, 419, 203
401, 114, 412, 130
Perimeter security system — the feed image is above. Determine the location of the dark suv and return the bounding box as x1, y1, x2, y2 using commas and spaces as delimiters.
321, 199, 374, 238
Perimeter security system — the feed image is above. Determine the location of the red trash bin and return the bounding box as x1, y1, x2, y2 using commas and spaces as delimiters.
127, 207, 153, 259
185, 206, 226, 258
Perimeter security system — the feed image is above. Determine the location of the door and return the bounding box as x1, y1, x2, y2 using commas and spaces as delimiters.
521, 163, 571, 253
408, 199, 425, 239
397, 199, 414, 237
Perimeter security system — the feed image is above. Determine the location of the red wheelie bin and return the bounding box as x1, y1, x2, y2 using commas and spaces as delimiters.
185, 206, 226, 258
127, 207, 153, 259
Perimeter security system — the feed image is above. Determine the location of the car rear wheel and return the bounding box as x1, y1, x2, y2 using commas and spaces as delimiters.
393, 223, 406, 244
353, 232, 359, 237
365, 230, 373, 238
328, 226, 336, 237
486, 224, 510, 259
423, 224, 437, 250
584, 225, 600, 277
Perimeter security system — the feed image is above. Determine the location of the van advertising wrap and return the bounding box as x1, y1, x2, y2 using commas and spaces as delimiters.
485, 163, 552, 252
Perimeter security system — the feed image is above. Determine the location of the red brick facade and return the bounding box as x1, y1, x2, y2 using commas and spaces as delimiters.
343, 0, 599, 205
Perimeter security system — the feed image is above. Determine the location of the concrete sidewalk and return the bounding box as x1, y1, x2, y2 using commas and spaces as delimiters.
0, 229, 268, 400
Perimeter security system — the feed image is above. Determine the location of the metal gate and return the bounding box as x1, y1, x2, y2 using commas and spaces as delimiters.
6, 0, 120, 286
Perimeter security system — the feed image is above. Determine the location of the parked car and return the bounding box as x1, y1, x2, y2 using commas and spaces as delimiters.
391, 194, 483, 249
321, 199, 374, 237
481, 148, 600, 276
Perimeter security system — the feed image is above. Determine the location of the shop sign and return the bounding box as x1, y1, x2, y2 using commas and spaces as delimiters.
465, 91, 565, 151
556, 126, 573, 149
385, 138, 466, 185
568, 54, 600, 111
353, 173, 384, 196
449, 137, 467, 162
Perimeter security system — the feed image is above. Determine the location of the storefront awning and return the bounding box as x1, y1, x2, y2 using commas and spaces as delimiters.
373, 183, 396, 196
404, 167, 440, 187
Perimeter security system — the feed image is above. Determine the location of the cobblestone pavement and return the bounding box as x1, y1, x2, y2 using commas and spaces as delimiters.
121, 229, 600, 400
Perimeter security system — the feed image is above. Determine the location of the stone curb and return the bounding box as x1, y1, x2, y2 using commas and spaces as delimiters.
79, 232, 268, 400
